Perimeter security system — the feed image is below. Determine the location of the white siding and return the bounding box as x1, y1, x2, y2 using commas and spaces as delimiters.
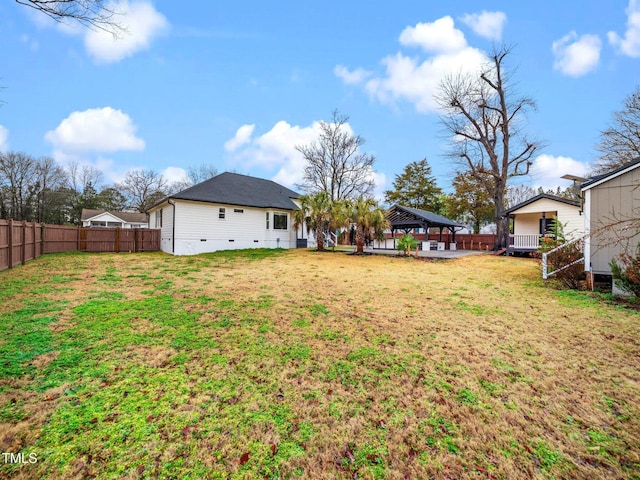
82, 212, 124, 228
149, 202, 175, 254
557, 203, 583, 239
511, 199, 583, 239
171, 200, 296, 255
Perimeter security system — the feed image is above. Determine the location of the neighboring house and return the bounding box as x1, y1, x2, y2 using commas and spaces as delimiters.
81, 209, 149, 229
148, 172, 303, 255
505, 194, 583, 255
582, 158, 640, 278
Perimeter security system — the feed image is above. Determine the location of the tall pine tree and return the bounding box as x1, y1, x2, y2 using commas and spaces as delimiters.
384, 159, 443, 213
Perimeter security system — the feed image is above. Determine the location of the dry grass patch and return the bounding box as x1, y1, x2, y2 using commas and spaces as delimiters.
0, 249, 638, 479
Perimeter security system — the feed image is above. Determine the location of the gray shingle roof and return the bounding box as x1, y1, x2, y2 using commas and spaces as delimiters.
169, 172, 300, 210
504, 193, 580, 215
580, 157, 640, 189
81, 209, 149, 223
387, 204, 462, 229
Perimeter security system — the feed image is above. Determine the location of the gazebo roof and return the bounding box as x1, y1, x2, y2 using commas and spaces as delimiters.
387, 204, 462, 230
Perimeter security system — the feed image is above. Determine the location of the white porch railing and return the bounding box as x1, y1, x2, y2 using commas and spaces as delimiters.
541, 234, 587, 280
510, 234, 540, 249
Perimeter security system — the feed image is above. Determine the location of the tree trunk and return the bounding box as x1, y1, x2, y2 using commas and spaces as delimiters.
355, 226, 365, 254
315, 224, 324, 251
494, 192, 508, 250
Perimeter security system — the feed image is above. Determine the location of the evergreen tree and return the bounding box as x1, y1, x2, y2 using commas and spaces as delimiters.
384, 159, 443, 213
446, 172, 495, 234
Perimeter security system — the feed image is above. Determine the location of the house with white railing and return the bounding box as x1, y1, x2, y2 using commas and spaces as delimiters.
505, 194, 583, 255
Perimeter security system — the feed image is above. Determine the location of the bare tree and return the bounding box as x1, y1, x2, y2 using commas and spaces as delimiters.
34, 156, 68, 222
15, 0, 123, 34
505, 184, 538, 208
0, 151, 37, 220
296, 110, 375, 202
117, 169, 168, 213
187, 162, 218, 185
437, 47, 542, 249
65, 161, 103, 193
593, 85, 640, 175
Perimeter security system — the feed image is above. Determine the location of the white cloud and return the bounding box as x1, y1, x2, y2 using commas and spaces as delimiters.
364, 47, 487, 113
336, 17, 487, 114
460, 11, 507, 41
45, 107, 145, 155
334, 65, 372, 85
399, 17, 467, 54
552, 31, 601, 77
162, 166, 188, 184
84, 0, 169, 63
530, 154, 589, 190
0, 125, 9, 152
608, 0, 640, 57
227, 120, 385, 197
224, 124, 255, 152
230, 120, 321, 183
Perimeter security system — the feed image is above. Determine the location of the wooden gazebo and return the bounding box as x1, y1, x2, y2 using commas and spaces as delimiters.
387, 204, 462, 248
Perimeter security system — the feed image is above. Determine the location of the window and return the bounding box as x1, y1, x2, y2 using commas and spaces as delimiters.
265, 212, 269, 229
219, 208, 225, 219
274, 213, 287, 230
234, 208, 244, 213
156, 209, 163, 228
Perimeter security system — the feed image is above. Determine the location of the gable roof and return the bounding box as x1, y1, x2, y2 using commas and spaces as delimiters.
387, 204, 462, 230
166, 172, 300, 210
580, 157, 640, 190
504, 193, 580, 215
81, 209, 149, 223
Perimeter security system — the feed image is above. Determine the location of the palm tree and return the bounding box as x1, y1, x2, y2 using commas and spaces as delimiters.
345, 196, 389, 254
294, 191, 333, 251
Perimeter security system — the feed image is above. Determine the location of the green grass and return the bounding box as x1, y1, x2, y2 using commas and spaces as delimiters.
0, 249, 638, 479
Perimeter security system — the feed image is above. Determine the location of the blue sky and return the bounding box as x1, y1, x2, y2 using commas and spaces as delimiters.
1, 0, 639, 198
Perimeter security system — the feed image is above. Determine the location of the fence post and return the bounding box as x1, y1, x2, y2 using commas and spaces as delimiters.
33, 222, 37, 259
41, 224, 46, 255
7, 219, 13, 269
21, 221, 26, 265
115, 227, 120, 253
77, 226, 81, 251
542, 251, 548, 280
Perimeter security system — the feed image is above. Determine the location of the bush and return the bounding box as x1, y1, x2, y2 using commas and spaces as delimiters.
397, 234, 419, 256
610, 248, 640, 297
540, 221, 585, 289
545, 239, 585, 290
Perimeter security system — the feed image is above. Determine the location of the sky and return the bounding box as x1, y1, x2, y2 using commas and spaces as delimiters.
1, 0, 639, 200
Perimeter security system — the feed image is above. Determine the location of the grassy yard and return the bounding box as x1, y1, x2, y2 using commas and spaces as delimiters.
0, 249, 639, 479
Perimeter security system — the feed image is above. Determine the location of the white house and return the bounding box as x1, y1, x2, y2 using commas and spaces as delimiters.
505, 194, 583, 254
81, 209, 149, 229
582, 158, 640, 278
148, 172, 304, 255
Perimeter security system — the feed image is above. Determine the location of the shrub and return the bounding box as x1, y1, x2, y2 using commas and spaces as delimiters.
540, 221, 585, 289
396, 234, 419, 256
610, 247, 640, 297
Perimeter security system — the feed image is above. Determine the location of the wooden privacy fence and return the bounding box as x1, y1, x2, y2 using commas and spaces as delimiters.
374, 232, 497, 251
0, 219, 160, 272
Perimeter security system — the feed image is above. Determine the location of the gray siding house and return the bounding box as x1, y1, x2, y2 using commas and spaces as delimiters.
582, 158, 640, 276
